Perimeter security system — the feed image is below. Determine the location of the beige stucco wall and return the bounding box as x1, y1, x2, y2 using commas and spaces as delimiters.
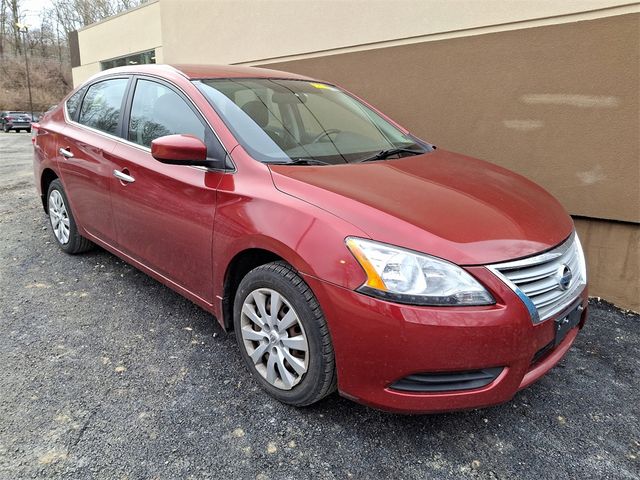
72, 0, 637, 84
158, 0, 633, 65
72, 0, 163, 86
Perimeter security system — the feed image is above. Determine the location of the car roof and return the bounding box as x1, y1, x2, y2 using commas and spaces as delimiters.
89, 64, 318, 82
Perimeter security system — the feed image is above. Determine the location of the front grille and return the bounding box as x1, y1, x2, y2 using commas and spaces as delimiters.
488, 233, 587, 323
389, 367, 503, 393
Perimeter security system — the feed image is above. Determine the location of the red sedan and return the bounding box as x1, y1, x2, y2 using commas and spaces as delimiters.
33, 64, 587, 413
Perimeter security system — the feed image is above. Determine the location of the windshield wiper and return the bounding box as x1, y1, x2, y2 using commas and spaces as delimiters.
269, 158, 331, 166
359, 147, 424, 163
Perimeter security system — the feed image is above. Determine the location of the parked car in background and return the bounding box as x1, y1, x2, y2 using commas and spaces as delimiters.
1, 111, 32, 132
32, 64, 588, 413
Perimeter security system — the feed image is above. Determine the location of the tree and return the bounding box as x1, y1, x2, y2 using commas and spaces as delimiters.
0, 0, 6, 57
0, 0, 148, 110
51, 0, 147, 36
9, 0, 20, 55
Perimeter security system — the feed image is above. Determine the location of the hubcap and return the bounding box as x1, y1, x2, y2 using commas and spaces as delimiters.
240, 288, 309, 390
48, 190, 70, 245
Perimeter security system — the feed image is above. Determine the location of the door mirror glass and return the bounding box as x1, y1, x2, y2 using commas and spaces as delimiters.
151, 134, 208, 165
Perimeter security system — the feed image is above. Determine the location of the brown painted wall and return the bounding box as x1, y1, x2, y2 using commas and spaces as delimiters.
262, 14, 640, 224
262, 13, 640, 310
574, 218, 639, 312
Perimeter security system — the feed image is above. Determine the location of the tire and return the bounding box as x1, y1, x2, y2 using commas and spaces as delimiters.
47, 179, 93, 254
26, 129, 31, 133
3, 126, 9, 133
233, 261, 337, 406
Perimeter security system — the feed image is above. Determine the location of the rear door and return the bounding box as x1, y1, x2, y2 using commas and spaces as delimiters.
109, 76, 227, 303
57, 77, 130, 244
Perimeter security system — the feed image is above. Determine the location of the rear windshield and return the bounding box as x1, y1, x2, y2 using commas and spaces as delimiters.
194, 78, 429, 165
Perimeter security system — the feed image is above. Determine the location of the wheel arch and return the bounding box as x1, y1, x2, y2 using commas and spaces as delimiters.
221, 247, 287, 331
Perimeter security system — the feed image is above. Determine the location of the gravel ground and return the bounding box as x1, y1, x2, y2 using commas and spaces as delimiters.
0, 132, 638, 480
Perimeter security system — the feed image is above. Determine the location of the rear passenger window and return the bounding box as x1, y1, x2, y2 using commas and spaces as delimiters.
65, 87, 85, 121
128, 79, 205, 147
78, 78, 128, 135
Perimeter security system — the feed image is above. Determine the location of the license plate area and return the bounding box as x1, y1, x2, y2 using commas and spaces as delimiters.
554, 303, 583, 346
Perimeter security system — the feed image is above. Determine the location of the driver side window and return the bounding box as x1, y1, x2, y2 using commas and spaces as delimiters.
128, 79, 205, 148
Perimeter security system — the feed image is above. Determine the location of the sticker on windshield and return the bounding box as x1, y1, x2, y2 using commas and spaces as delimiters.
309, 82, 333, 90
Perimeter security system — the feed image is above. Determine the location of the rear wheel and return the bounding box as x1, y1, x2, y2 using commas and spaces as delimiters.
47, 179, 93, 254
233, 261, 337, 406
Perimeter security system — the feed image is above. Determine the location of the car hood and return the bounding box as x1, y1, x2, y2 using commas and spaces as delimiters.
269, 149, 574, 265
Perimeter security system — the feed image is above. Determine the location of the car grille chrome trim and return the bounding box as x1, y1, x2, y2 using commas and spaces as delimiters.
488, 233, 586, 324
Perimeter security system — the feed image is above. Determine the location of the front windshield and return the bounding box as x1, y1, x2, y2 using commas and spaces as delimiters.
194, 78, 430, 164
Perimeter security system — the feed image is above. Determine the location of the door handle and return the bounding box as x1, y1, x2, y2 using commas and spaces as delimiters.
59, 147, 74, 158
113, 169, 135, 184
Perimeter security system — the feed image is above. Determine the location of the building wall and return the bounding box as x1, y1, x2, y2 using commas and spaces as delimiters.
157, 0, 631, 64
71, 1, 640, 311
72, 0, 163, 86
260, 14, 639, 224
574, 218, 639, 310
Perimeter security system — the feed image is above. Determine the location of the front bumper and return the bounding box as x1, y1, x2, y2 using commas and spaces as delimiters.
304, 266, 587, 414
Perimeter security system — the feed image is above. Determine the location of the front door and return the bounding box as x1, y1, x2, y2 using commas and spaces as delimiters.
110, 77, 226, 303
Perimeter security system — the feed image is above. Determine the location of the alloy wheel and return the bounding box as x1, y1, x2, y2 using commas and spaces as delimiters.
49, 189, 70, 244
240, 288, 309, 390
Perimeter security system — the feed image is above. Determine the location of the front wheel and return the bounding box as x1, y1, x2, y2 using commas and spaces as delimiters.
47, 179, 93, 254
234, 261, 337, 406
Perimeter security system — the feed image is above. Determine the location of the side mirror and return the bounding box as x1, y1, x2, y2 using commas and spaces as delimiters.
151, 134, 211, 166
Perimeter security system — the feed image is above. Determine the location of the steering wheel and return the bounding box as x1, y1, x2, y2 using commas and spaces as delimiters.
311, 129, 341, 144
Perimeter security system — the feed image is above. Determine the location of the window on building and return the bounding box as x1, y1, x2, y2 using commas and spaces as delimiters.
100, 50, 156, 71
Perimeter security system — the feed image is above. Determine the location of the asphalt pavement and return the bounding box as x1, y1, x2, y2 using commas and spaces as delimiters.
0, 131, 638, 479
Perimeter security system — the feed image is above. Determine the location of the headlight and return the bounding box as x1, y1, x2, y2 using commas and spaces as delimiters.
345, 237, 494, 306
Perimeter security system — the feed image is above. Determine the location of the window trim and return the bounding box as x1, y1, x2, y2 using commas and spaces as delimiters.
62, 72, 234, 173
75, 75, 131, 137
